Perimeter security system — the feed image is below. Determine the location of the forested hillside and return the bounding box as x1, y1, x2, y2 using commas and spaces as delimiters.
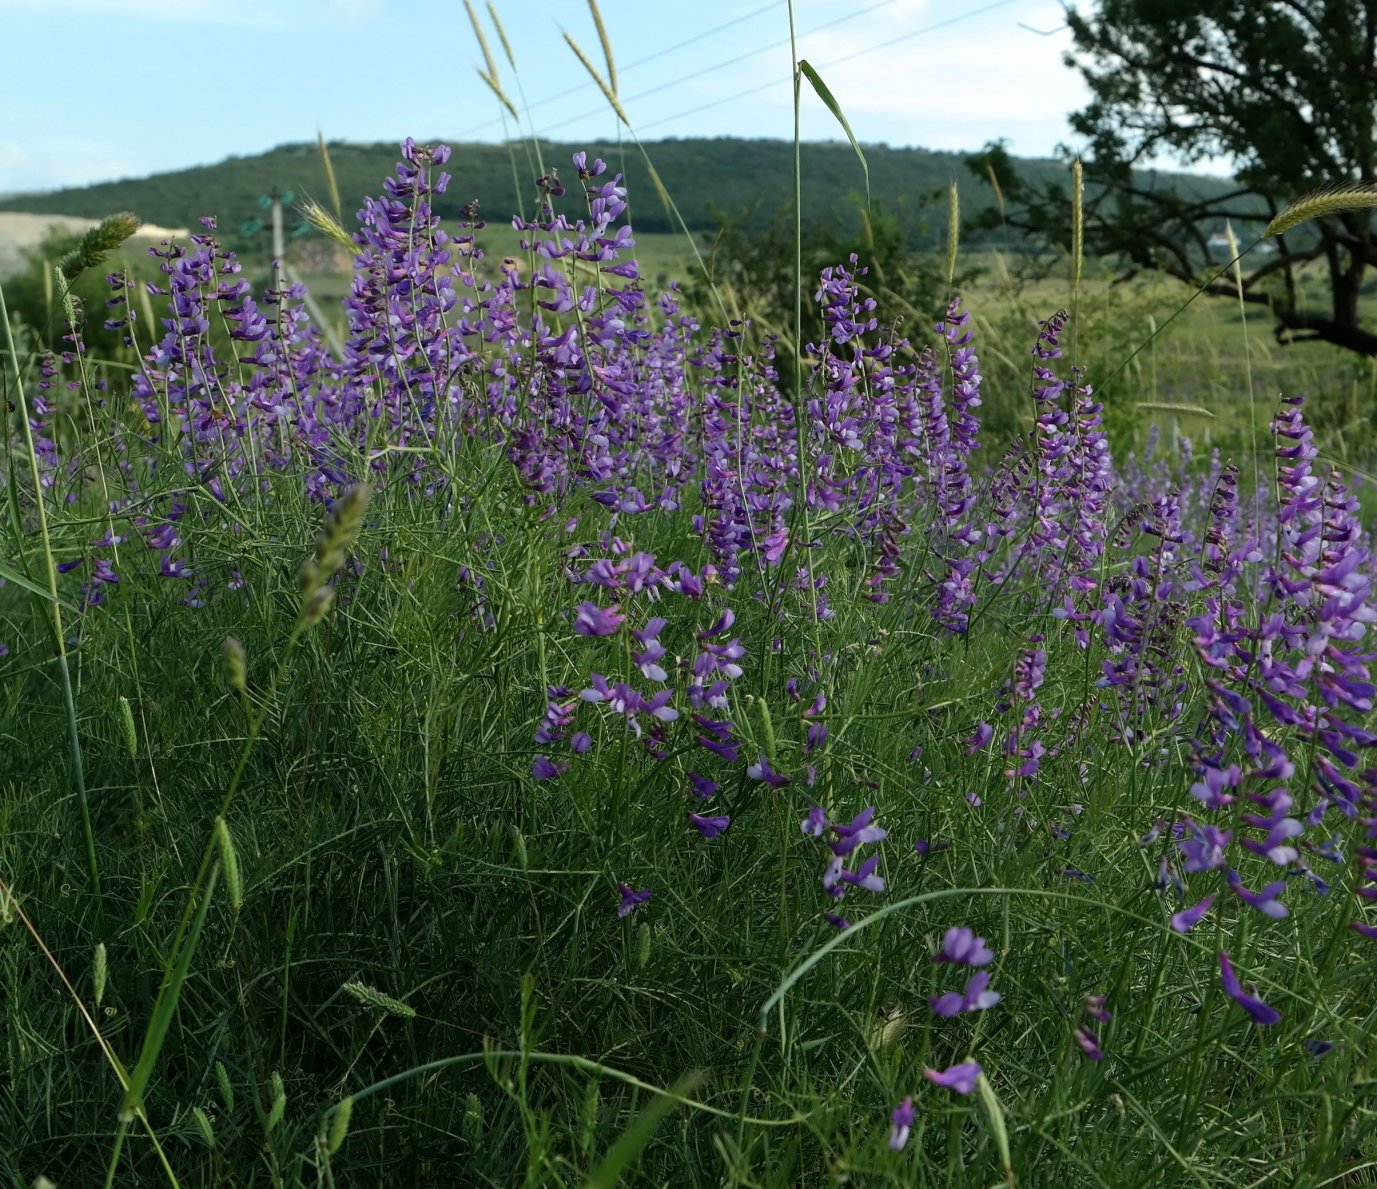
0, 136, 1244, 251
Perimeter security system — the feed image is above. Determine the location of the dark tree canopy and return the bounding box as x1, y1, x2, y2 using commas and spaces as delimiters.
972, 0, 1377, 355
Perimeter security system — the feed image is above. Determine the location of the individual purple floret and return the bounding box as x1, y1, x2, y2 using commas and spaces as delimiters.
574, 601, 624, 637
1084, 994, 1112, 1024
1218, 951, 1281, 1025
1073, 1026, 1104, 1060
888, 1096, 915, 1150
1170, 894, 1215, 933
532, 755, 564, 780
934, 926, 994, 967
616, 884, 651, 919
830, 806, 887, 856
688, 812, 730, 839
929, 970, 1000, 1018
923, 1061, 982, 1095
801, 807, 827, 836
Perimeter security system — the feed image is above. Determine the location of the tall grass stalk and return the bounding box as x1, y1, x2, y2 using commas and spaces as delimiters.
0, 278, 101, 914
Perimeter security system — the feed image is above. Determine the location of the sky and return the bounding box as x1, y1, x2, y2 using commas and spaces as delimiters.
0, 0, 1229, 196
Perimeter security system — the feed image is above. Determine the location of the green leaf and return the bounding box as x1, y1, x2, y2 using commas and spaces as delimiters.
798, 60, 869, 211
0, 556, 77, 611
583, 1070, 702, 1189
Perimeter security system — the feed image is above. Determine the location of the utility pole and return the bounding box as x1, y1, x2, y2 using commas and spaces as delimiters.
269, 185, 286, 293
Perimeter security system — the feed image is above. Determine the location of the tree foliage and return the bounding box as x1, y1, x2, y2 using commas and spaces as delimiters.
971, 1, 1377, 356
692, 195, 960, 361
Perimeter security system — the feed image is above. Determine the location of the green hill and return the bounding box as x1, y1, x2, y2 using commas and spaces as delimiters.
0, 137, 1247, 256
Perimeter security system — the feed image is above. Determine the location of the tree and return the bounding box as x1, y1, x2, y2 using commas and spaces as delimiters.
971, 1, 1377, 356
691, 194, 961, 369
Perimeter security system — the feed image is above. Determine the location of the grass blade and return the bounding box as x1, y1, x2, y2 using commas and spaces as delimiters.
583, 1070, 702, 1189
798, 60, 869, 210
0, 556, 78, 610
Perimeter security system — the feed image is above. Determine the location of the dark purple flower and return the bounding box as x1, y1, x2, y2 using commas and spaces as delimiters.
570, 731, 593, 753
935, 926, 994, 967
1218, 951, 1281, 1025
964, 721, 994, 753
688, 812, 730, 838
1084, 994, 1112, 1023
889, 1096, 915, 1150
617, 884, 651, 919
923, 1061, 982, 1095
688, 771, 719, 800
532, 754, 563, 780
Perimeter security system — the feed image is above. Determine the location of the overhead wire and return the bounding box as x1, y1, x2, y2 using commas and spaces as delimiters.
453, 0, 786, 138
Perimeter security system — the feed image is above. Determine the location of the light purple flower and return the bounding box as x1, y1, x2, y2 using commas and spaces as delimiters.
1170, 894, 1215, 934
829, 806, 886, 856
574, 601, 624, 637
801, 806, 828, 836
935, 926, 994, 966
889, 1096, 915, 1150
1073, 1026, 1103, 1060
923, 1061, 982, 1095
929, 970, 1000, 1018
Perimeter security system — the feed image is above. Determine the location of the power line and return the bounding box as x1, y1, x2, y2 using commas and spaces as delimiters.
533, 0, 907, 138
634, 0, 1023, 135
454, 0, 785, 138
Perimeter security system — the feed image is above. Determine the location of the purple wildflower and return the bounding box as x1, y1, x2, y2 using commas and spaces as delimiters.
801, 807, 828, 836
830, 807, 887, 856
532, 755, 563, 780
934, 926, 994, 966
929, 970, 1000, 1018
923, 1062, 982, 1095
889, 1096, 915, 1150
1073, 1026, 1104, 1061
1170, 894, 1215, 933
1084, 995, 1112, 1023
688, 812, 731, 839
574, 601, 624, 637
616, 884, 651, 919
1218, 951, 1281, 1025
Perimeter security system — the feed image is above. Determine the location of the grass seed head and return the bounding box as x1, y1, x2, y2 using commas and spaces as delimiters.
92, 941, 107, 1008
222, 637, 247, 692
58, 211, 142, 283
327, 1096, 353, 1155
1264, 183, 1377, 237
117, 695, 137, 759
343, 979, 416, 1018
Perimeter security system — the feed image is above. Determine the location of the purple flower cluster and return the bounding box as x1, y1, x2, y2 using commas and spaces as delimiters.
801, 805, 888, 929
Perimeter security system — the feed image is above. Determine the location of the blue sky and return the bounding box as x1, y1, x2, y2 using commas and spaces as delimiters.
0, 0, 1226, 195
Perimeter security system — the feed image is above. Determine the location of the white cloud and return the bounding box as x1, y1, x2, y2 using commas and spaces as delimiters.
784, 1, 1092, 155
